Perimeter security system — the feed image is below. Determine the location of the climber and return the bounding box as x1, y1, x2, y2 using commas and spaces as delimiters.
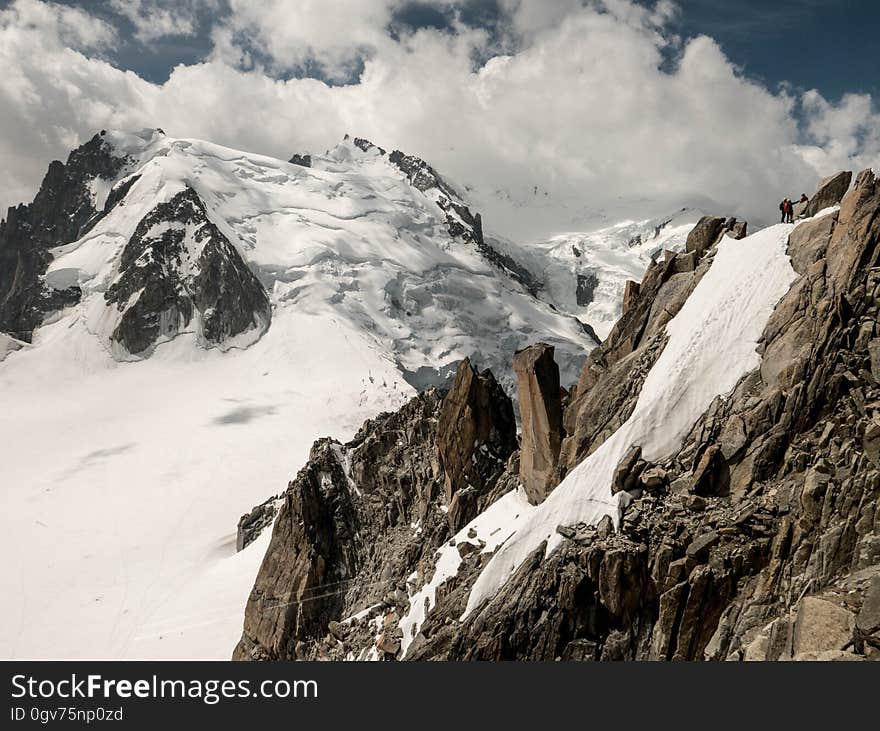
779, 198, 787, 223
800, 193, 809, 203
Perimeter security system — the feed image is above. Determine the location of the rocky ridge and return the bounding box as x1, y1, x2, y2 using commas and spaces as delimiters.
358, 137, 542, 297
0, 131, 131, 341
233, 378, 520, 660
234, 168, 880, 662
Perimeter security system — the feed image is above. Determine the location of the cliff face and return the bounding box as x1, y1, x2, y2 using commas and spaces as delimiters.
103, 186, 271, 356
235, 170, 880, 661
0, 132, 130, 341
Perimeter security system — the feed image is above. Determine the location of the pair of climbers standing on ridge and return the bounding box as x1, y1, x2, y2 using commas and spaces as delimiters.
779, 193, 809, 224
779, 198, 794, 223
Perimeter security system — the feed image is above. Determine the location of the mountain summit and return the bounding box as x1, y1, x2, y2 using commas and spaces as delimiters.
0, 128, 597, 384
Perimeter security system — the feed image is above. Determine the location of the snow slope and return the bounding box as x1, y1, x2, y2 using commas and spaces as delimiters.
0, 129, 595, 659
0, 301, 409, 659
462, 222, 799, 615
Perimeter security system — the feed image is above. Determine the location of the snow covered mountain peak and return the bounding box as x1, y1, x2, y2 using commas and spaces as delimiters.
9, 128, 596, 388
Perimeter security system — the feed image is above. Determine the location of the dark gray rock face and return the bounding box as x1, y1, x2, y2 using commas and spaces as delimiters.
237, 496, 282, 552
288, 153, 312, 167
575, 272, 599, 306
354, 137, 385, 154
0, 132, 130, 341
104, 187, 271, 355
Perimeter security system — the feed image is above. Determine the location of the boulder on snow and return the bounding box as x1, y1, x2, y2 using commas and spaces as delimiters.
727, 219, 748, 239
685, 216, 726, 259
802, 171, 852, 218
513, 344, 564, 504
289, 153, 312, 167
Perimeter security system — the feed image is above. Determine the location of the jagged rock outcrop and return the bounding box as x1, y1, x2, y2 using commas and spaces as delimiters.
234, 377, 520, 660
436, 359, 517, 528
289, 153, 312, 167
104, 186, 271, 355
514, 344, 564, 504
802, 171, 853, 219
237, 495, 283, 552
0, 131, 130, 340
234, 391, 448, 660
